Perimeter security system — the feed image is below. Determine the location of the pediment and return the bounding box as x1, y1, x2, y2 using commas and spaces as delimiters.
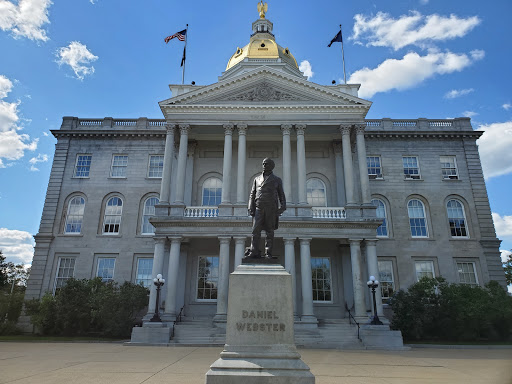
159, 67, 371, 109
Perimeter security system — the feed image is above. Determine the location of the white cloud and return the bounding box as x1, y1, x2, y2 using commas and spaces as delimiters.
444, 88, 474, 99
29, 153, 48, 171
352, 11, 481, 50
0, 75, 38, 168
470, 49, 485, 61
349, 50, 482, 98
503, 103, 511, 111
56, 41, 98, 80
299, 60, 314, 80
0, 0, 51, 41
477, 122, 512, 179
419, 0, 429, 4
0, 228, 34, 265
42, 131, 49, 136
501, 249, 512, 263
493, 213, 512, 241
462, 111, 478, 118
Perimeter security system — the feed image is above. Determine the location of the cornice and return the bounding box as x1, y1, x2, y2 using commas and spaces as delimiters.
161, 104, 368, 113
52, 129, 166, 139
365, 131, 482, 139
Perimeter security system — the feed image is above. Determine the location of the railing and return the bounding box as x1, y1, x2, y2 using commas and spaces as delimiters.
114, 119, 137, 126
184, 206, 219, 218
79, 120, 102, 126
171, 306, 185, 340
345, 303, 361, 341
429, 120, 453, 127
392, 120, 417, 127
148, 120, 166, 127
312, 207, 346, 219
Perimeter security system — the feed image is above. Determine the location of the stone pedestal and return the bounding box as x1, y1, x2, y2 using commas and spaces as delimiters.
130, 322, 171, 345
205, 264, 314, 384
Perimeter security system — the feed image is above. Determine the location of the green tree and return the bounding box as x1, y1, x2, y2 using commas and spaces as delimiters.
504, 251, 512, 285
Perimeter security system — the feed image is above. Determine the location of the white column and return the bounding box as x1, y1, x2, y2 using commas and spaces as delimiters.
164, 236, 182, 318
356, 125, 371, 204
173, 124, 189, 204
147, 237, 166, 316
366, 239, 383, 316
340, 125, 355, 205
221, 123, 234, 205
284, 237, 298, 319
159, 124, 175, 204
300, 238, 317, 322
236, 124, 247, 204
349, 239, 366, 318
281, 124, 292, 202
214, 236, 231, 322
296, 124, 307, 205
333, 141, 345, 206
233, 236, 246, 268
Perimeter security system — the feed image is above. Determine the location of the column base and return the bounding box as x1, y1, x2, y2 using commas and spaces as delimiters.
213, 313, 227, 323
299, 315, 318, 325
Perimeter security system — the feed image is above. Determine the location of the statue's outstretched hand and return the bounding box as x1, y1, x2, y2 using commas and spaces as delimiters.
278, 206, 286, 215
248, 209, 255, 217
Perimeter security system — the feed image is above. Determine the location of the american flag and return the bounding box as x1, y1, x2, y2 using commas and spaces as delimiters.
165, 29, 187, 43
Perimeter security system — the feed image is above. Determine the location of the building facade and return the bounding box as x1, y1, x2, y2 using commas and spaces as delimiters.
25, 9, 506, 345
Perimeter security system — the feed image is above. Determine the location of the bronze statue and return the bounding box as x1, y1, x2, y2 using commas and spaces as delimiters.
245, 158, 286, 259
257, 1, 268, 19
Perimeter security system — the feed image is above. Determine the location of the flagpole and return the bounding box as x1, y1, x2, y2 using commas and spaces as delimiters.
340, 24, 346, 84
182, 24, 188, 85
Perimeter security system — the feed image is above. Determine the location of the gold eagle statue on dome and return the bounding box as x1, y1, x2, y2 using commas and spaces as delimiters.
257, 1, 268, 19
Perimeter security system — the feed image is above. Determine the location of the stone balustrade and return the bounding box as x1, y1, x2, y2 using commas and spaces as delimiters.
312, 207, 346, 219
184, 206, 219, 218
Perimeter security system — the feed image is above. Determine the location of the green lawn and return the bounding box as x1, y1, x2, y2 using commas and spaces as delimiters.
0, 335, 126, 342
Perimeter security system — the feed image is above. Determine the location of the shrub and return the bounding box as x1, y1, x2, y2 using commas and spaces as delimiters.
25, 278, 149, 338
390, 278, 512, 342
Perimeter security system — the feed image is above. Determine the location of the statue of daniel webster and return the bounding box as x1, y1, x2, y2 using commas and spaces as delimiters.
245, 158, 286, 259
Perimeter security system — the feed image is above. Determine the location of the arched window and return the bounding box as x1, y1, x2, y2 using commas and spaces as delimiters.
64, 196, 85, 234
202, 177, 222, 206
141, 196, 159, 234
307, 178, 327, 206
407, 199, 428, 237
103, 196, 123, 234
371, 198, 388, 237
447, 199, 468, 237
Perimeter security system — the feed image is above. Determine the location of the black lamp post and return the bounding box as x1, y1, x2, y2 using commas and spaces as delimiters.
367, 275, 383, 325
150, 274, 165, 322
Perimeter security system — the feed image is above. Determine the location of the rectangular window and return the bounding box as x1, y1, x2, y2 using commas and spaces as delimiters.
197, 256, 218, 301
97, 258, 115, 282
440, 156, 458, 180
73, 155, 92, 178
54, 257, 75, 293
457, 262, 478, 286
403, 156, 420, 179
148, 155, 164, 178
378, 260, 395, 303
311, 257, 332, 302
111, 155, 128, 178
415, 261, 435, 281
367, 156, 383, 179
136, 258, 153, 288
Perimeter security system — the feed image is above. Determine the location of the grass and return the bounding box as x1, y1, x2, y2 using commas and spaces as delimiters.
406, 340, 512, 345
0, 334, 127, 342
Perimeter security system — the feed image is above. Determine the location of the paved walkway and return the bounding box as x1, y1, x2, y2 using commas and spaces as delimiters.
0, 342, 511, 384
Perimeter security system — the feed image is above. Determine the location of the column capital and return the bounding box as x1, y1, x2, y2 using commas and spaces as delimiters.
355, 124, 366, 134
233, 236, 247, 242
365, 238, 378, 246
165, 123, 176, 133
168, 236, 183, 244
237, 123, 247, 134
333, 140, 342, 154
223, 123, 234, 134
348, 238, 362, 245
340, 124, 352, 135
295, 123, 306, 135
154, 237, 167, 245
299, 237, 312, 245
281, 124, 292, 135
218, 236, 232, 244
178, 123, 190, 135
283, 237, 296, 245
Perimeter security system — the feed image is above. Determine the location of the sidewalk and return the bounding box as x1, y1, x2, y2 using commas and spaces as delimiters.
0, 342, 510, 384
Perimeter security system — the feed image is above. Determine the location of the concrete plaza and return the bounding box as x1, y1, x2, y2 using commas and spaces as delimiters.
0, 342, 510, 384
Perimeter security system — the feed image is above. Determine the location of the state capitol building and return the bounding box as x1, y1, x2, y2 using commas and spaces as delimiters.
25, 6, 506, 347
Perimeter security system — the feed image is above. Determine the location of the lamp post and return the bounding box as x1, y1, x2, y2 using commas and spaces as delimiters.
150, 274, 165, 322
367, 275, 383, 325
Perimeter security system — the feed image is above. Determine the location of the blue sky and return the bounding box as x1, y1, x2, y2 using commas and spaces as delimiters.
0, 0, 511, 288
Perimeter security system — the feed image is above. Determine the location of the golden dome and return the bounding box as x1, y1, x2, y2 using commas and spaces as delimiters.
225, 3, 299, 71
